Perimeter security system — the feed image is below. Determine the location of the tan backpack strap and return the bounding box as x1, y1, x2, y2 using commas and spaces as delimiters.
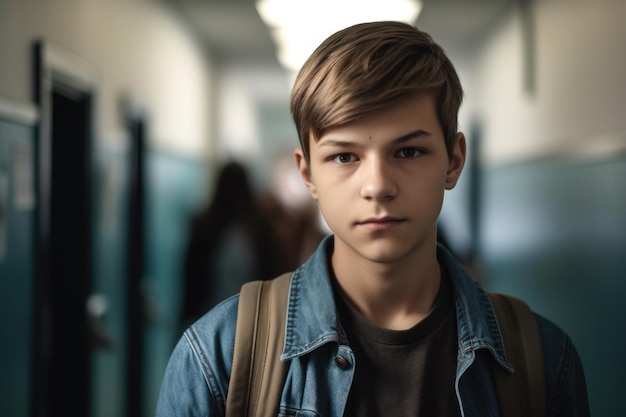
226, 272, 292, 417
488, 292, 546, 417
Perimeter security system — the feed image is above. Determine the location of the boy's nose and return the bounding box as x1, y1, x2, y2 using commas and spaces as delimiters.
359, 159, 398, 202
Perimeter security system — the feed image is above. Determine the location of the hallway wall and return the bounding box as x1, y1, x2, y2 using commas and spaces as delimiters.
456, 2, 626, 415
0, 1, 215, 417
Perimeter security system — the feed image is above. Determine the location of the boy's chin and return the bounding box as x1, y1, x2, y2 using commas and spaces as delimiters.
341, 238, 419, 265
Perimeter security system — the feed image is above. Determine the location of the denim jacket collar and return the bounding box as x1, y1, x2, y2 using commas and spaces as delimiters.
444, 244, 514, 373
281, 234, 513, 373
281, 235, 343, 360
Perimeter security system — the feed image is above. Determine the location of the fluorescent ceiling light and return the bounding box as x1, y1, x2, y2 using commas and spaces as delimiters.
256, 0, 423, 72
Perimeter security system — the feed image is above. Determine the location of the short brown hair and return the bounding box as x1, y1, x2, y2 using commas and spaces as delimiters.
290, 21, 463, 161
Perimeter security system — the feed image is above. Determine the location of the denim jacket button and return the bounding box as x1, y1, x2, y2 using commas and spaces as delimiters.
335, 356, 348, 369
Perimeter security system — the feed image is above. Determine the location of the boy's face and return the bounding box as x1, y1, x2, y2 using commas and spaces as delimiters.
295, 93, 465, 265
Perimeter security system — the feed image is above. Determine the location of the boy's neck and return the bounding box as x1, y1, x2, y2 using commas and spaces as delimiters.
330, 238, 441, 331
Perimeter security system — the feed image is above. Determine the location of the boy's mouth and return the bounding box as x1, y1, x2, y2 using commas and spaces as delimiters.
357, 216, 406, 230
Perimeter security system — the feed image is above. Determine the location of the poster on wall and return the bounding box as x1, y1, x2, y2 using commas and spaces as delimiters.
13, 142, 35, 212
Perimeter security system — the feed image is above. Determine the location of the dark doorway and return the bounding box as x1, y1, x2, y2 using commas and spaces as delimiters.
126, 110, 147, 417
32, 42, 94, 417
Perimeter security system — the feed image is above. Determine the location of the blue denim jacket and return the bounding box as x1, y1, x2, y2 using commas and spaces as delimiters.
156, 235, 589, 417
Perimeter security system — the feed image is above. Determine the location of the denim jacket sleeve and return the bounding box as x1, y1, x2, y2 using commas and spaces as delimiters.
537, 315, 590, 417
155, 335, 218, 417
155, 296, 239, 417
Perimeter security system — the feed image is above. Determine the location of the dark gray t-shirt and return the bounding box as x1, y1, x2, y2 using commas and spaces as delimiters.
334, 270, 460, 417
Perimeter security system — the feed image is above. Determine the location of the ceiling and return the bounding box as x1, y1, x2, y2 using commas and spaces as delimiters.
173, 0, 279, 66
173, 0, 516, 68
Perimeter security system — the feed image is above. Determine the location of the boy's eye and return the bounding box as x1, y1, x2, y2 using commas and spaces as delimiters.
396, 148, 422, 158
332, 153, 356, 164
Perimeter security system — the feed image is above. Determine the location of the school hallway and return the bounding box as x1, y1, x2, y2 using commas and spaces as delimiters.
0, 1, 625, 416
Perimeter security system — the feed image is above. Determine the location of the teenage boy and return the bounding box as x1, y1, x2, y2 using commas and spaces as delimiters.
156, 21, 589, 417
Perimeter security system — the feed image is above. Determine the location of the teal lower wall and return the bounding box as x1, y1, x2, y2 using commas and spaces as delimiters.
91, 146, 208, 417
91, 143, 131, 417
481, 156, 626, 417
91, 146, 207, 417
0, 119, 35, 417
142, 150, 208, 417
0, 123, 208, 417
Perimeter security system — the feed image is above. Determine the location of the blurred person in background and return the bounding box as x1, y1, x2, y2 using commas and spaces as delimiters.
181, 160, 282, 327
261, 152, 326, 271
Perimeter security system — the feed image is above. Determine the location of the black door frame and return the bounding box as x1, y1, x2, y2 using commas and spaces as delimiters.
122, 97, 147, 417
31, 40, 97, 417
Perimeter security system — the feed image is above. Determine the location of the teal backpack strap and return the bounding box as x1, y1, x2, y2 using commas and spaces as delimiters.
488, 292, 547, 417
226, 272, 292, 417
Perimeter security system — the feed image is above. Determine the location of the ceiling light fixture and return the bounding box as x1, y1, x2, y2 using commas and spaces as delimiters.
256, 0, 423, 72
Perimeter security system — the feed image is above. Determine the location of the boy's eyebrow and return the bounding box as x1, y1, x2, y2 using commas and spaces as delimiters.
317, 138, 361, 149
394, 129, 432, 143
318, 129, 432, 148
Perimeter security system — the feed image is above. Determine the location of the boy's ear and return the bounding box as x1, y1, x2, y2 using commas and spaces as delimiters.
445, 132, 467, 190
294, 148, 319, 200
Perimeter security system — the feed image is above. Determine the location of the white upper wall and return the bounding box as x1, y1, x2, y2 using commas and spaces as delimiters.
0, 0, 215, 157
466, 0, 626, 166
213, 58, 295, 190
